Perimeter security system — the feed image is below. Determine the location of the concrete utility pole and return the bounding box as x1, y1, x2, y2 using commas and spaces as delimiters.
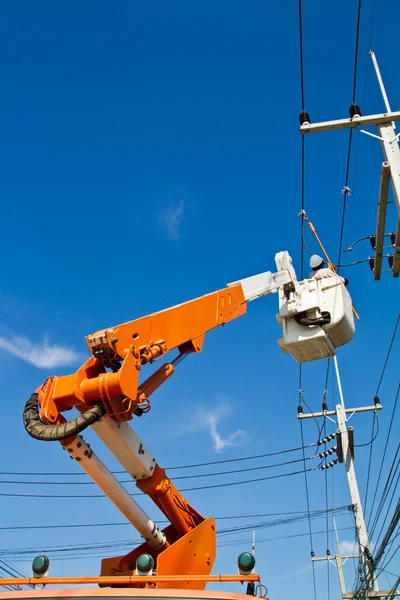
299, 355, 380, 596
299, 52, 400, 279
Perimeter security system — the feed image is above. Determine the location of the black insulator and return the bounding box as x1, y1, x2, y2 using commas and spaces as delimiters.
390, 232, 396, 246
299, 111, 311, 126
373, 395, 380, 406
311, 551, 315, 558
330, 433, 335, 440
369, 234, 376, 250
322, 401, 328, 412
388, 254, 394, 269
297, 404, 304, 415
369, 257, 375, 272
349, 104, 361, 118
326, 549, 331, 556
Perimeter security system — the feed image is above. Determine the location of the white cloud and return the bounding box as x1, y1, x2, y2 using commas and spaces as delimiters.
0, 333, 82, 368
339, 539, 357, 555
184, 399, 251, 453
158, 198, 184, 240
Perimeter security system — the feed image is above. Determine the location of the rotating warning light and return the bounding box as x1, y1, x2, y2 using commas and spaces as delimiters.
136, 553, 154, 576
237, 552, 256, 576
32, 555, 50, 578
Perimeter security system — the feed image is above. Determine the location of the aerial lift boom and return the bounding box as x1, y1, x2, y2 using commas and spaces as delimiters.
23, 251, 355, 590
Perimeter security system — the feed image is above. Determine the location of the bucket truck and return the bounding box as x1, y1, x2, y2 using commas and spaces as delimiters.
10, 251, 354, 595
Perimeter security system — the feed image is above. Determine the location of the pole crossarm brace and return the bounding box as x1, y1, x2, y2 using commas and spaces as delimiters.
374, 162, 391, 281
299, 111, 400, 135
298, 404, 382, 420
343, 592, 400, 599
312, 555, 360, 561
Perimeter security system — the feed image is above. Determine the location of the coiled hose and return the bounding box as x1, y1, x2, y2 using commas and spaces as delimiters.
23, 393, 106, 441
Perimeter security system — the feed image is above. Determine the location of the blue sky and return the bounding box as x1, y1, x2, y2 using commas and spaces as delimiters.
0, 1, 399, 598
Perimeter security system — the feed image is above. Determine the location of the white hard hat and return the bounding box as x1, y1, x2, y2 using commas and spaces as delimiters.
310, 254, 324, 269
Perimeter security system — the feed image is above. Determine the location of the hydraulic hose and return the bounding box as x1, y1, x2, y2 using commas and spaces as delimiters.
23, 393, 106, 441
294, 311, 331, 327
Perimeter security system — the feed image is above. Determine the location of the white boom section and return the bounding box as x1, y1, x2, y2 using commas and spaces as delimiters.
64, 434, 166, 549
91, 419, 155, 479
228, 251, 300, 302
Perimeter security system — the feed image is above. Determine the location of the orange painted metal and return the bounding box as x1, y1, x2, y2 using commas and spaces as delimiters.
0, 574, 259, 588
156, 518, 216, 590
136, 465, 203, 535
30, 281, 249, 589
37, 283, 246, 426
0, 590, 263, 600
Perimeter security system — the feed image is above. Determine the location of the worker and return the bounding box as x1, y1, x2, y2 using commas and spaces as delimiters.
309, 255, 346, 284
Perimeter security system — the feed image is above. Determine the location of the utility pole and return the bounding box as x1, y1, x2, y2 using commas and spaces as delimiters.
299, 51, 400, 278
311, 518, 360, 599
299, 355, 380, 596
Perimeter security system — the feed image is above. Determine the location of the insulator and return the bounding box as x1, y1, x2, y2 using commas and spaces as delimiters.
390, 232, 396, 246
326, 549, 331, 556
322, 401, 328, 411
349, 104, 361, 118
330, 433, 335, 440
388, 254, 394, 269
299, 111, 311, 126
369, 257, 375, 272
297, 404, 303, 415
370, 235, 376, 250
373, 395, 380, 406
311, 551, 315, 558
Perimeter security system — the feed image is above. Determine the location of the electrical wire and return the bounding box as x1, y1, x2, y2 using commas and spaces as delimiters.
375, 314, 399, 396
0, 441, 319, 477
369, 445, 400, 541
0, 456, 317, 486
337, 0, 363, 270
0, 466, 317, 498
367, 380, 400, 527
0, 505, 352, 532
364, 313, 399, 518
356, 412, 379, 448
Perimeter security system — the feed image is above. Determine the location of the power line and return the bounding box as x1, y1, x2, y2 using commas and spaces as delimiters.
375, 314, 399, 396
0, 455, 317, 486
364, 312, 399, 516
0, 505, 352, 532
337, 0, 364, 269
367, 381, 400, 526
0, 442, 318, 477
0, 466, 316, 498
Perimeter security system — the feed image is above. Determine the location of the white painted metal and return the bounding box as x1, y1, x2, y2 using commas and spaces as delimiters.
377, 121, 400, 218
370, 51, 395, 128
299, 111, 400, 135
228, 251, 298, 302
334, 356, 346, 413
277, 276, 355, 363
336, 404, 378, 591
64, 435, 166, 549
374, 162, 391, 280
91, 418, 155, 479
231, 269, 291, 302
298, 403, 382, 419
343, 592, 400, 599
